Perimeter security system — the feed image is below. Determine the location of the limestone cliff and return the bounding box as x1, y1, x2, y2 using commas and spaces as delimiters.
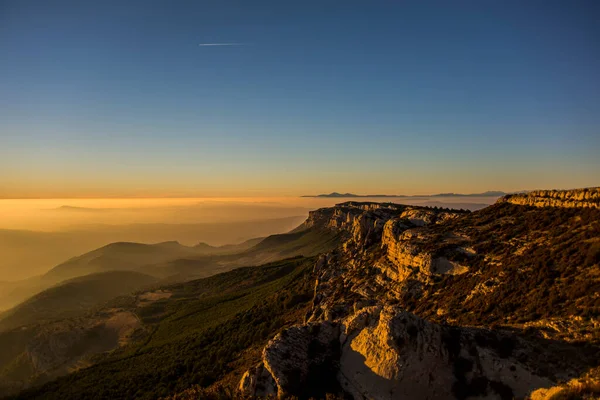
240, 305, 567, 400
499, 187, 600, 208
381, 221, 472, 280
298, 202, 463, 250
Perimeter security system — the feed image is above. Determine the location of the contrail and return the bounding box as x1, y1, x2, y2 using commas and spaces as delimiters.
198, 43, 245, 46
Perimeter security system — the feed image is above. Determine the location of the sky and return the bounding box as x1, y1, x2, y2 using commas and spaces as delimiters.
1, 0, 599, 198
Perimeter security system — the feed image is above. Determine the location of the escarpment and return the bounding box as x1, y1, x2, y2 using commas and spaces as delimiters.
240, 189, 600, 399
299, 202, 465, 249
241, 303, 588, 400
500, 187, 600, 209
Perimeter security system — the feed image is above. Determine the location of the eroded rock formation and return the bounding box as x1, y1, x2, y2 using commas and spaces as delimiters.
241, 305, 558, 399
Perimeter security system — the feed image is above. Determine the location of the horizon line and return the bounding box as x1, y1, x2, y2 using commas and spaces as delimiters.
0, 192, 511, 200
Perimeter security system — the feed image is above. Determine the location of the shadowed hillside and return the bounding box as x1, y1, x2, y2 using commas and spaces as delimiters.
0, 215, 307, 282
135, 227, 342, 281
0, 223, 341, 315
0, 271, 157, 332
0, 222, 344, 397
43, 241, 201, 282
0, 257, 316, 398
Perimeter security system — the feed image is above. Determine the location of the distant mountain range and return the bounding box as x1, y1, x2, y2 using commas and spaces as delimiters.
301, 192, 402, 198
430, 190, 507, 197
302, 191, 507, 198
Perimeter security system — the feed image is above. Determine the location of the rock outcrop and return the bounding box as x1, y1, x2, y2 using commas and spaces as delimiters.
499, 187, 600, 209
299, 202, 465, 251
243, 305, 557, 399
239, 322, 341, 398
299, 202, 403, 248
238, 362, 277, 398
381, 222, 472, 280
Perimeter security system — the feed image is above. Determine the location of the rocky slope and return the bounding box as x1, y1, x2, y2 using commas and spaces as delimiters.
240, 190, 600, 399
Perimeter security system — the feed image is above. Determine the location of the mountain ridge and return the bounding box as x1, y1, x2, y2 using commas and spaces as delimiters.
303, 191, 507, 198
238, 188, 600, 399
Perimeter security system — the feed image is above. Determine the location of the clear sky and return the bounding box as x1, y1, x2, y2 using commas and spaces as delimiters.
1, 0, 599, 198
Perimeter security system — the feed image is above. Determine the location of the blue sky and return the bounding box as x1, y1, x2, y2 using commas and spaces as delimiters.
1, 0, 598, 197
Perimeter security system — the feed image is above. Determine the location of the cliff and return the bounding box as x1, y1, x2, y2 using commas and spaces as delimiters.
240, 305, 565, 400
499, 187, 600, 209
240, 188, 600, 399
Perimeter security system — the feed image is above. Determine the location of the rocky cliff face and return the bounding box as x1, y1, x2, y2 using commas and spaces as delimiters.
381, 221, 472, 280
240, 190, 600, 399
499, 187, 600, 209
240, 304, 571, 400
299, 202, 463, 249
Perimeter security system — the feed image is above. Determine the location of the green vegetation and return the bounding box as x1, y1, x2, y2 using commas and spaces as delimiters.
0, 225, 338, 398
11, 256, 316, 400
249, 228, 341, 259
0, 271, 157, 332
410, 203, 600, 334
143, 227, 341, 281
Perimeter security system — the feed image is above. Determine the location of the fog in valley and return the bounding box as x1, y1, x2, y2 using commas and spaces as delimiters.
0, 196, 496, 282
